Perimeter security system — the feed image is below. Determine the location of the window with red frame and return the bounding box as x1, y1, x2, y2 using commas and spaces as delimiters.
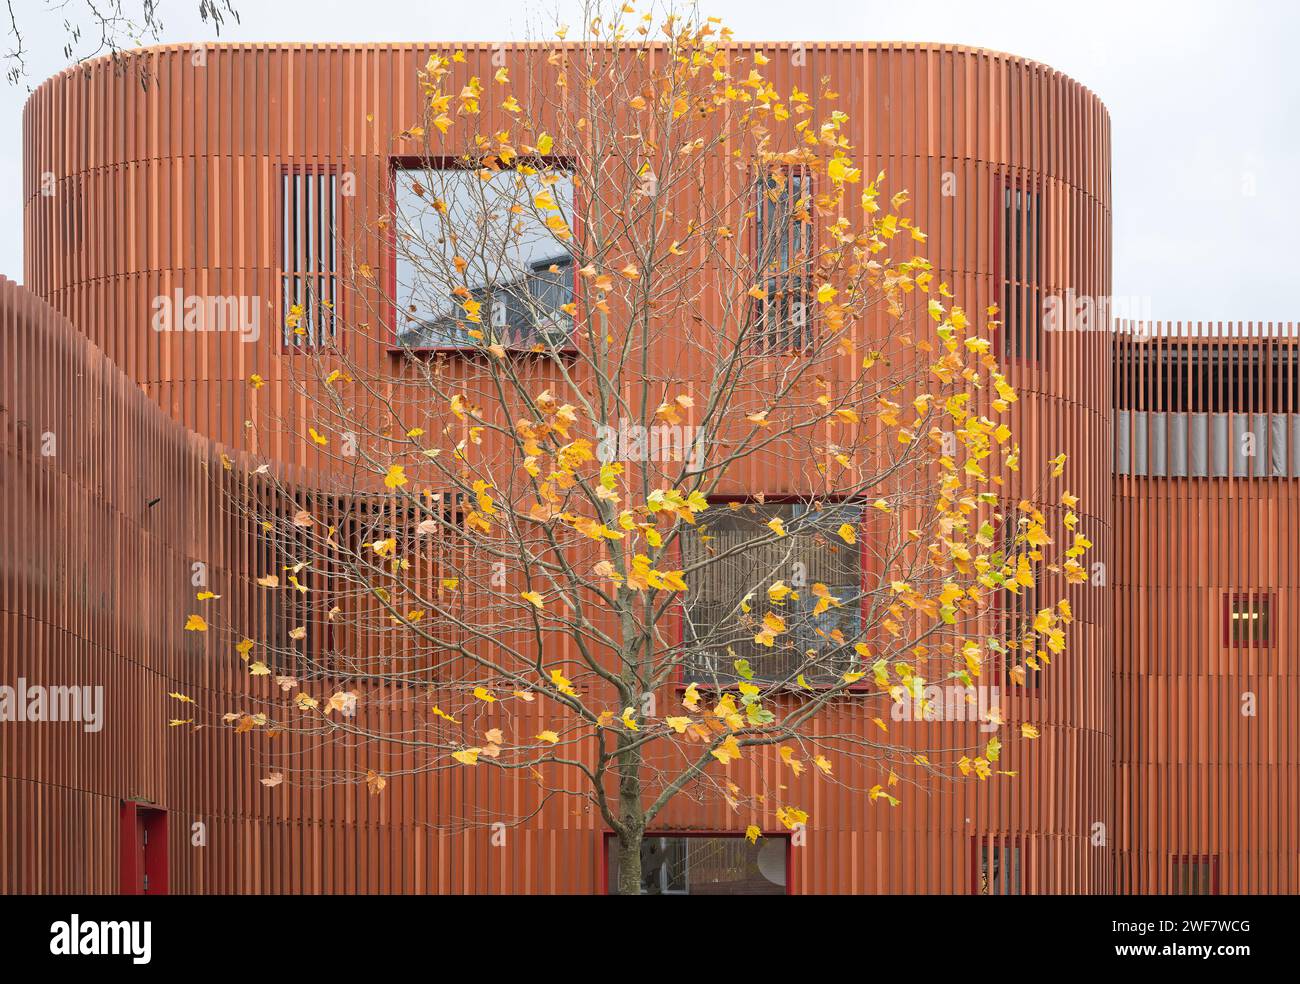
1223, 592, 1271, 648
1171, 855, 1217, 895
751, 168, 812, 353
392, 163, 575, 350
680, 500, 863, 686
973, 837, 1022, 895
999, 175, 1043, 362
281, 167, 339, 347
605, 835, 788, 895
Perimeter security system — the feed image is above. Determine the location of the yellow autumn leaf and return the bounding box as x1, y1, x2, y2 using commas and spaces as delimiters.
683, 682, 701, 711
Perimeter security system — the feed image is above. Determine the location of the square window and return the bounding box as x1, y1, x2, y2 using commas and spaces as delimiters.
256, 492, 464, 681
393, 164, 575, 350
973, 839, 1021, 895
681, 500, 863, 686
605, 835, 788, 895
1171, 855, 1217, 895
281, 167, 339, 347
1223, 592, 1271, 648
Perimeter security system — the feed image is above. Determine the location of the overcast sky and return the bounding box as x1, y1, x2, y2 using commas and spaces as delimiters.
1, 0, 1294, 323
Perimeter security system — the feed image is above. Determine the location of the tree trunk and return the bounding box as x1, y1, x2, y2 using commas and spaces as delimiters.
615, 730, 644, 895
616, 828, 644, 895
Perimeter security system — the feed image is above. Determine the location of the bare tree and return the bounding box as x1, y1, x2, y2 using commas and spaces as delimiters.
175, 2, 1092, 895
4, 0, 238, 85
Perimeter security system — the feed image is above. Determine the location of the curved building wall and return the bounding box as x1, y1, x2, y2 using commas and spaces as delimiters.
14, 42, 1114, 893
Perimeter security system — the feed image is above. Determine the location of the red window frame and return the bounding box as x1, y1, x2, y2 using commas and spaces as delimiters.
599, 829, 793, 895
1222, 591, 1271, 648
672, 494, 873, 693
970, 834, 1025, 896
386, 155, 582, 356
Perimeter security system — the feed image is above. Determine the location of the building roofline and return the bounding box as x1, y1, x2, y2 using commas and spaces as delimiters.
26, 39, 1107, 115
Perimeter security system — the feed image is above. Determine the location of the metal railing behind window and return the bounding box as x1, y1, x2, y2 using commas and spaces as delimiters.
681, 502, 862, 685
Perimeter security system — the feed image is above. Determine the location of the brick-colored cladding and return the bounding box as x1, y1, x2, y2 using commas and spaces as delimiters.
1113, 324, 1300, 894
0, 41, 1288, 893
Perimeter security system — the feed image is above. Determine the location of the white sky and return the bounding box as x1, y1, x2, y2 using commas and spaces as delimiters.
1, 0, 1295, 322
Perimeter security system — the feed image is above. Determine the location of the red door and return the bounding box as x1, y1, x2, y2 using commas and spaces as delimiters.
120, 803, 169, 894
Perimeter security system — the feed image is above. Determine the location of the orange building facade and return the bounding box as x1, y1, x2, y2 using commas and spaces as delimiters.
0, 41, 1291, 894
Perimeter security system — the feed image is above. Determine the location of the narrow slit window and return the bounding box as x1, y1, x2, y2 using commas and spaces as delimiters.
281, 167, 339, 347
1000, 177, 1043, 362
1000, 518, 1041, 689
752, 168, 812, 353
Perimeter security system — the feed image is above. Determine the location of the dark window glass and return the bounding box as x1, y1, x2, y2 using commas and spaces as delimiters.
1001, 179, 1042, 362
976, 841, 1021, 895
1171, 857, 1216, 895
606, 836, 787, 895
1115, 343, 1300, 414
